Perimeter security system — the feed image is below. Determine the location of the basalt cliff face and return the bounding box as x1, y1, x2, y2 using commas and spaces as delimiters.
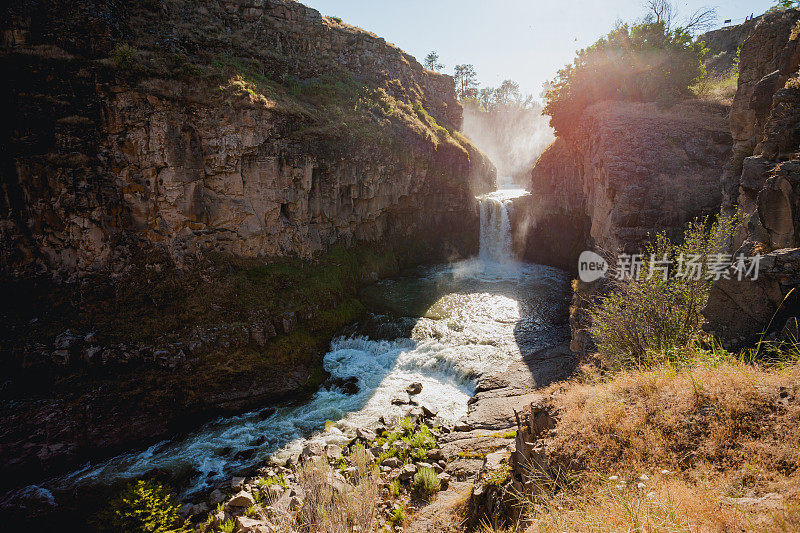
517, 100, 730, 269
2, 0, 493, 277
703, 9, 800, 349
0, 0, 494, 486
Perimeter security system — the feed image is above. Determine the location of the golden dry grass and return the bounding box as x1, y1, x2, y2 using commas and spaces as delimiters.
518, 361, 800, 532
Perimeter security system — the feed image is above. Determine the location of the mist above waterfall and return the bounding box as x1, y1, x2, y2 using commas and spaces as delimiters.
462, 105, 554, 186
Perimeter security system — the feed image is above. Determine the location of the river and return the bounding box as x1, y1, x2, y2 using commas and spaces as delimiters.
6, 187, 570, 505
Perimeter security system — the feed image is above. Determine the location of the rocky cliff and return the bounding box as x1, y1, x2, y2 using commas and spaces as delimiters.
519, 99, 730, 267
0, 0, 495, 486
1, 0, 494, 277
703, 9, 800, 348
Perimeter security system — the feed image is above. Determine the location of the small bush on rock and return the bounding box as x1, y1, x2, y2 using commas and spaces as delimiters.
412, 467, 441, 499
589, 215, 735, 367
544, 20, 706, 136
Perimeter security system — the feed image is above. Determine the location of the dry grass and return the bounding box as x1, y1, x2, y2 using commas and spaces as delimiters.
518, 361, 800, 532
285, 446, 379, 532
447, 349, 800, 533
546, 362, 799, 473
525, 475, 800, 532
692, 72, 739, 106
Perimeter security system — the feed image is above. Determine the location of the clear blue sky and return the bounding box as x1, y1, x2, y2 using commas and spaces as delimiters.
303, 0, 775, 98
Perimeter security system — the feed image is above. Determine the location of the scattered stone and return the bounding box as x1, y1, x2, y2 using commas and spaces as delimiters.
208, 489, 226, 506
178, 503, 193, 517
231, 476, 246, 489
370, 445, 384, 457
356, 427, 375, 441
192, 502, 209, 515
236, 516, 271, 533
453, 421, 471, 432
406, 382, 423, 395
228, 490, 255, 507
326, 376, 360, 395
381, 457, 401, 468
234, 448, 257, 461
437, 472, 451, 490
324, 443, 343, 460
399, 464, 417, 480
301, 441, 324, 459
426, 448, 444, 461
391, 396, 411, 405
420, 404, 438, 418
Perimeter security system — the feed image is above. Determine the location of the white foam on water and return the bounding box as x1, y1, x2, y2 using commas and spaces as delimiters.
8, 188, 567, 501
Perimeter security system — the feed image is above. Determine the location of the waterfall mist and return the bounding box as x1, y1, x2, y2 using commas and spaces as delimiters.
462, 105, 555, 186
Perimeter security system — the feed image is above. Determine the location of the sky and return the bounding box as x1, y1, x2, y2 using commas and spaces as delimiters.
302, 0, 776, 98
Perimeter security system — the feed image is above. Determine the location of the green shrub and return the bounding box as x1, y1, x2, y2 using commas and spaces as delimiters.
389, 479, 400, 497
544, 21, 706, 136
219, 518, 236, 533
92, 480, 191, 533
406, 424, 436, 450
110, 43, 136, 69
412, 467, 441, 499
483, 464, 511, 487
388, 505, 406, 525
399, 417, 414, 434
256, 472, 287, 488
588, 215, 736, 367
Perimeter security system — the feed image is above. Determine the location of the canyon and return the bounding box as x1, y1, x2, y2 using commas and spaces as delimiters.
1, 0, 496, 490
1, 0, 800, 531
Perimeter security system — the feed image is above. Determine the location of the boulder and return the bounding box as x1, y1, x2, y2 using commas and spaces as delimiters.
208, 489, 226, 506
356, 427, 375, 441
399, 464, 417, 480
381, 456, 401, 468
236, 516, 273, 533
420, 404, 438, 419
324, 443, 343, 460
301, 441, 324, 459
227, 490, 255, 508
406, 382, 423, 395
426, 448, 444, 461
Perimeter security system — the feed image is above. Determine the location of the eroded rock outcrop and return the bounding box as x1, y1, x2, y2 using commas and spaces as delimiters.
1, 0, 494, 278
520, 99, 730, 271
703, 10, 800, 349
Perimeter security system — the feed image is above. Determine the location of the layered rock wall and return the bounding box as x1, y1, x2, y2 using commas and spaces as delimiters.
0, 0, 495, 486
519, 100, 730, 272
703, 10, 800, 348
1, 0, 494, 279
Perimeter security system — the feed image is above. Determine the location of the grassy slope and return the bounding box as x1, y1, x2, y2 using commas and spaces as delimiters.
519, 357, 800, 532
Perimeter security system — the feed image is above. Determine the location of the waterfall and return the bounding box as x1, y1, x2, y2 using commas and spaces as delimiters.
478, 195, 514, 263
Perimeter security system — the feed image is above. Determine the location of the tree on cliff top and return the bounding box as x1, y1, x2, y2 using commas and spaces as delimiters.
424, 51, 444, 71
543, 8, 709, 136
454, 64, 479, 100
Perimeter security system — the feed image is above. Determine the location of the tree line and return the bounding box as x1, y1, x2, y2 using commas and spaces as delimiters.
423, 51, 536, 112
